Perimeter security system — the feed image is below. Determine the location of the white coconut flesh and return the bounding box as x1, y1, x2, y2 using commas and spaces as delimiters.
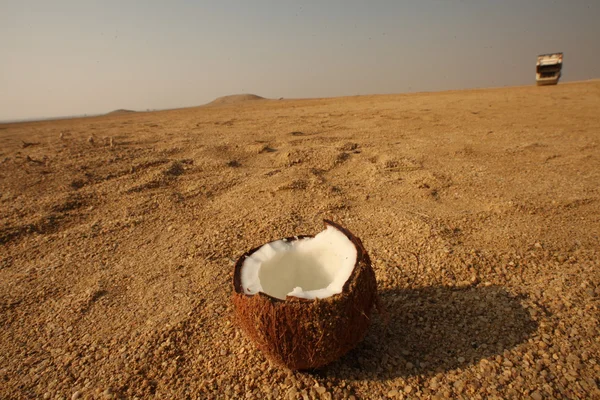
240, 225, 358, 300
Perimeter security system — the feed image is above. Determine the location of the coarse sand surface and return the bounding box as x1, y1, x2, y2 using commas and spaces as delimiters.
1, 81, 599, 399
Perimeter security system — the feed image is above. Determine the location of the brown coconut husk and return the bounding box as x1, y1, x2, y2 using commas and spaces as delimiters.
232, 220, 378, 370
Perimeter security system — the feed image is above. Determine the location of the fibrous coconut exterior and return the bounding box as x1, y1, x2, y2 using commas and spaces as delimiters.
232, 220, 378, 370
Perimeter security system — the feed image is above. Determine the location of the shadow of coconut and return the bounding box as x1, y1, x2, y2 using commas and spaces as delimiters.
319, 284, 538, 380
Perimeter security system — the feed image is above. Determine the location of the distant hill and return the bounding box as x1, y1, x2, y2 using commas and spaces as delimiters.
207, 94, 265, 105
106, 109, 136, 115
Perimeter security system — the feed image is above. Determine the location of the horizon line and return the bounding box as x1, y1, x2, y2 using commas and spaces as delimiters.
2, 78, 598, 125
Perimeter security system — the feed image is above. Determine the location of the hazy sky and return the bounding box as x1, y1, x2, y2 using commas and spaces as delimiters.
1, 0, 599, 120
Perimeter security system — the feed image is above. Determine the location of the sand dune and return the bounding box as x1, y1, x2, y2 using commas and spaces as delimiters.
207, 93, 266, 105
1, 81, 599, 399
106, 109, 136, 115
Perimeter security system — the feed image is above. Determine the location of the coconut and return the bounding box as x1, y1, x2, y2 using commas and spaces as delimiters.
232, 220, 378, 370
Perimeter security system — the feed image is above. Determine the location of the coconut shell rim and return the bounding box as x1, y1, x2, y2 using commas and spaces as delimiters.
232, 219, 370, 303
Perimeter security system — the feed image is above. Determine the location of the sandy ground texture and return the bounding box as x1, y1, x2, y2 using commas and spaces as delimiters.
1, 81, 599, 399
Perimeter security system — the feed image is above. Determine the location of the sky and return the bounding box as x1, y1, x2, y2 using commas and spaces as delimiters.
1, 0, 599, 121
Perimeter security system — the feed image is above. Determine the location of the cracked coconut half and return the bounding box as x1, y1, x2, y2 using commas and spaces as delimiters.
232, 220, 378, 370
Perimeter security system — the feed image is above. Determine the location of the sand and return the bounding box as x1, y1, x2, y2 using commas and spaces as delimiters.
1, 81, 599, 399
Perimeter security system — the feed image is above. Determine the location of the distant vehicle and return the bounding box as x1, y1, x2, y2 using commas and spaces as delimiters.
536, 53, 563, 86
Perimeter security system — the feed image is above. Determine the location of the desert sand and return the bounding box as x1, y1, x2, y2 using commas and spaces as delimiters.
1, 81, 599, 399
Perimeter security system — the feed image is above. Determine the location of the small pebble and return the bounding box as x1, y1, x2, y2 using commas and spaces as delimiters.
287, 387, 298, 400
